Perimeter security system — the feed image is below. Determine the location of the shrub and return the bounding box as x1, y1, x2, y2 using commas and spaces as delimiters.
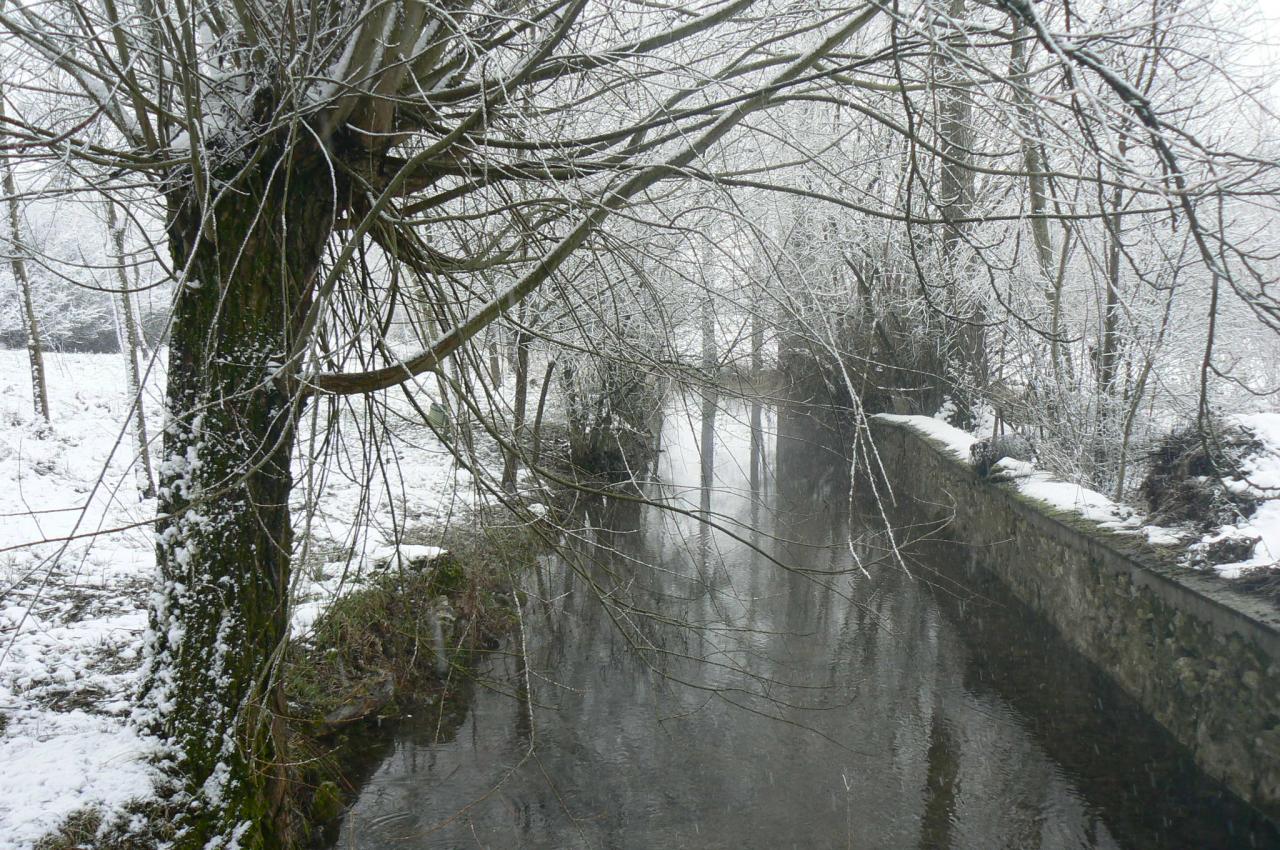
1139, 420, 1262, 531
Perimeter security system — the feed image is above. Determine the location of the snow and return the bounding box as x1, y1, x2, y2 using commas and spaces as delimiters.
0, 711, 159, 849
368, 544, 446, 566
873, 413, 976, 460
0, 351, 164, 848
290, 544, 449, 639
0, 351, 490, 845
873, 413, 1141, 531
1223, 500, 1280, 577
287, 420, 476, 643
989, 457, 1035, 481
1208, 412, 1280, 578
876, 408, 1280, 579
1234, 413, 1280, 492
1016, 475, 1140, 530
1141, 525, 1187, 547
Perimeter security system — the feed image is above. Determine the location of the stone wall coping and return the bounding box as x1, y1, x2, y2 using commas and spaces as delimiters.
870, 415, 1280, 656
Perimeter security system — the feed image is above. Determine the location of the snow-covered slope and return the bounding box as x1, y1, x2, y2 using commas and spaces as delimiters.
0, 351, 486, 846
0, 352, 164, 848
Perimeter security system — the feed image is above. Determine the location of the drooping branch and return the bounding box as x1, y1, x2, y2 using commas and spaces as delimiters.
311, 3, 884, 395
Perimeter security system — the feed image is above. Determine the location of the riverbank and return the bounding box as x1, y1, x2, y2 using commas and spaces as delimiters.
285, 521, 539, 845
868, 413, 1280, 824
29, 517, 540, 849
0, 351, 529, 847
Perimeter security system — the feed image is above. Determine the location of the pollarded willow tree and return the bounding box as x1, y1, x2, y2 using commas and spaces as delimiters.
1, 0, 888, 843
2, 0, 1276, 845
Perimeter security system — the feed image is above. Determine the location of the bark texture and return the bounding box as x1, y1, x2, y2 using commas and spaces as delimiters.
140, 151, 337, 848
108, 202, 156, 498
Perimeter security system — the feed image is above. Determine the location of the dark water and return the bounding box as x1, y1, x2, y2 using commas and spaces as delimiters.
336, 401, 1278, 849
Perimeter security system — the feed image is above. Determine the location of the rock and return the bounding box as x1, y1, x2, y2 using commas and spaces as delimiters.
970, 434, 1035, 478
321, 669, 396, 729
1173, 655, 1201, 689
1188, 526, 1260, 569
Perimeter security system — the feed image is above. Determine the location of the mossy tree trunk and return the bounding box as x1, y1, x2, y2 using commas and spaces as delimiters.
140, 151, 338, 849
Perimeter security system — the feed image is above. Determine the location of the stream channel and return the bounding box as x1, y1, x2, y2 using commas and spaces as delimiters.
335, 398, 1279, 849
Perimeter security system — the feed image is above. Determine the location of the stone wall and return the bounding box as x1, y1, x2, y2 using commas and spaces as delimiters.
869, 415, 1280, 823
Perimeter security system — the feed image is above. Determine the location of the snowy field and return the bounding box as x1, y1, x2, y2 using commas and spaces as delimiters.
0, 352, 163, 847
0, 350, 478, 847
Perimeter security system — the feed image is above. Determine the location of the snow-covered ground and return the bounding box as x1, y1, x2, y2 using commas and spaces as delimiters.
0, 350, 485, 847
1211, 412, 1280, 578
873, 411, 1280, 579
0, 352, 165, 848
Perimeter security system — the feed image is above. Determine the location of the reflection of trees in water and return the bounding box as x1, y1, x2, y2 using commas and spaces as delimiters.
548, 456, 1090, 848
919, 706, 960, 850
926, 548, 1279, 849
699, 386, 717, 570
340, 397, 1271, 850
775, 396, 853, 530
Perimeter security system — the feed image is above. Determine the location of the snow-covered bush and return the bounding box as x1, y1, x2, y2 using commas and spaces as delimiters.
970, 433, 1036, 478
1139, 420, 1263, 532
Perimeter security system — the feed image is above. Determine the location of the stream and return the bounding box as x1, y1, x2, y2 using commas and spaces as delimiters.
335, 398, 1278, 849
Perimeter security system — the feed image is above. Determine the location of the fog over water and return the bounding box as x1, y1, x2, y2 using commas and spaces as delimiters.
338, 398, 1276, 849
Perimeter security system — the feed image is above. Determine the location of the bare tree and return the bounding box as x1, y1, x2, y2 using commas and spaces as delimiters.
3, 0, 1279, 845
105, 201, 157, 498
0, 0, 885, 842
0, 84, 48, 422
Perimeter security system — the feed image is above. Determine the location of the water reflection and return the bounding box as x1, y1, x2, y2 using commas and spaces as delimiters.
336, 397, 1276, 849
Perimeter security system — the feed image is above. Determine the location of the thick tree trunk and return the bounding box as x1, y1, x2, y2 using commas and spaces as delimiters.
139, 157, 336, 848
